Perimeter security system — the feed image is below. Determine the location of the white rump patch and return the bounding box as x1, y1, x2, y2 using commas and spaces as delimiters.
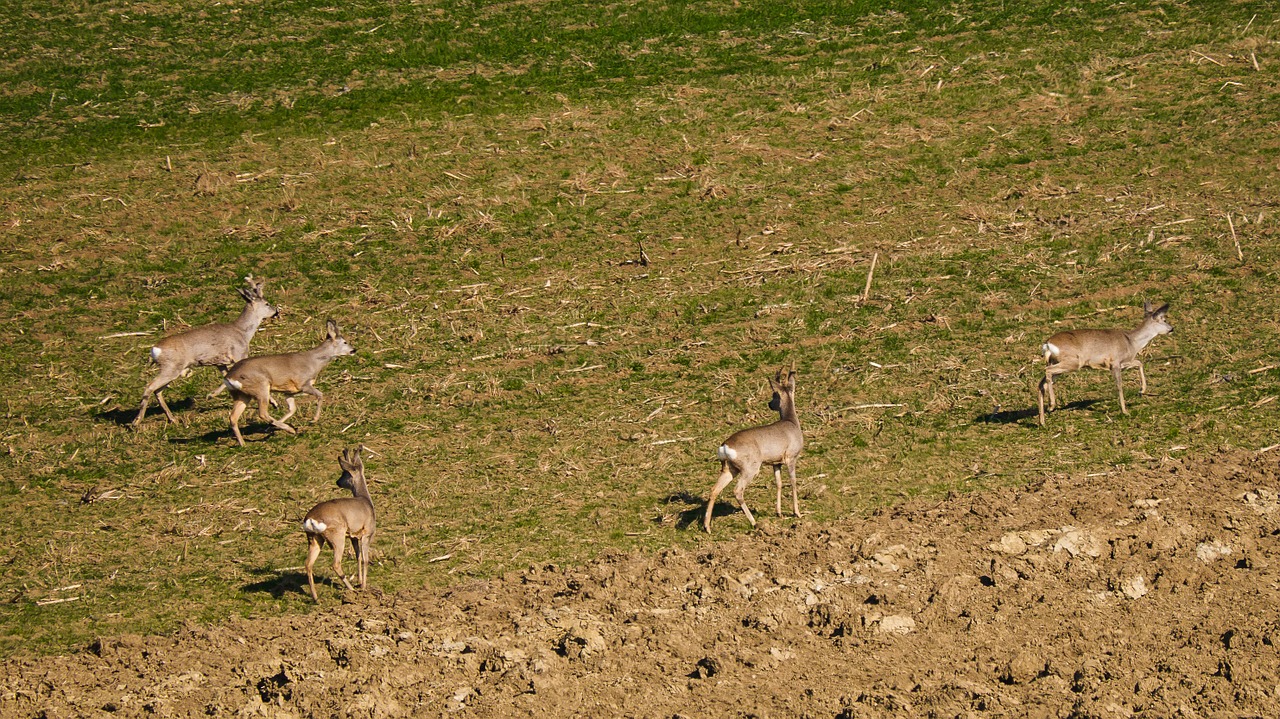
717, 445, 736, 462
302, 518, 327, 534
223, 377, 242, 391
1043, 342, 1060, 359
150, 347, 162, 361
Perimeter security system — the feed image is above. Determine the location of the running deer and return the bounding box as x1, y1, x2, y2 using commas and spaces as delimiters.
302, 445, 375, 602
223, 319, 355, 446
132, 276, 278, 427
703, 366, 804, 533
1037, 301, 1174, 426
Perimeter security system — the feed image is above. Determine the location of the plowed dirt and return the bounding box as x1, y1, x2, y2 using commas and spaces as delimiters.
4, 450, 1278, 718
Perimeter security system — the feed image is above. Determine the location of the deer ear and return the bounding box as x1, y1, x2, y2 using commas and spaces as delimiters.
238, 287, 253, 302
1143, 300, 1153, 314
326, 319, 339, 339
1154, 303, 1169, 316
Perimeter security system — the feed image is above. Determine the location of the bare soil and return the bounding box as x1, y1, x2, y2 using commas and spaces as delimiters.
3, 450, 1278, 718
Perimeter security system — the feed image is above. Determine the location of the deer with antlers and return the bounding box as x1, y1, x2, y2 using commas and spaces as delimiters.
132, 276, 278, 427
704, 365, 804, 533
302, 445, 376, 602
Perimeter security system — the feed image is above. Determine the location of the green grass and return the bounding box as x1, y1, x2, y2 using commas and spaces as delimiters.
2, 0, 1279, 654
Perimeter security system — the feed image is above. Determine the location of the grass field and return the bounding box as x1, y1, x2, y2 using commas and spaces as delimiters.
2, 0, 1278, 655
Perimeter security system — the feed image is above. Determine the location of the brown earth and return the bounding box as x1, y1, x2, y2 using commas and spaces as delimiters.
3, 450, 1278, 718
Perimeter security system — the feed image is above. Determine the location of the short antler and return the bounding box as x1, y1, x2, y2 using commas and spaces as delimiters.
340, 445, 366, 474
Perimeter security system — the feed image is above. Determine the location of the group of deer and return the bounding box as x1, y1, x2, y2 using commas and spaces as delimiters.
131, 276, 355, 446
133, 278, 1175, 599
132, 276, 370, 601
702, 301, 1174, 532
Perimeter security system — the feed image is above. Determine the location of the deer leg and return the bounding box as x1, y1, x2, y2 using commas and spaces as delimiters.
1045, 369, 1060, 410
302, 383, 324, 422
1037, 376, 1049, 427
1039, 364, 1074, 426
703, 462, 736, 533
354, 537, 364, 589
355, 535, 371, 590
229, 397, 249, 447
133, 395, 151, 427
332, 534, 354, 591
134, 366, 183, 426
1113, 365, 1128, 414
154, 389, 178, 424
1126, 359, 1148, 395
349, 536, 362, 591
773, 464, 784, 517
255, 391, 297, 435
305, 536, 323, 602
362, 534, 373, 588
278, 396, 298, 425
788, 459, 802, 518
734, 464, 761, 529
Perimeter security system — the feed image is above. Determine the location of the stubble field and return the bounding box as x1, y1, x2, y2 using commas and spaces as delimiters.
1, 0, 1278, 714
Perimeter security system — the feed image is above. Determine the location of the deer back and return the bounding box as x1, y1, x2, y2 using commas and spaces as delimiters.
304, 496, 375, 538
723, 419, 803, 467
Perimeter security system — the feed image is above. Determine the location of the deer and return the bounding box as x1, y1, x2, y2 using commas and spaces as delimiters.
302, 445, 375, 602
223, 319, 355, 446
704, 365, 804, 533
1038, 301, 1174, 427
132, 276, 278, 427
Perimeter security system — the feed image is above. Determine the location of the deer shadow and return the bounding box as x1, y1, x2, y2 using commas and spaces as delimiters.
976, 399, 1101, 426
96, 398, 197, 427
241, 567, 310, 599
166, 423, 283, 446
663, 491, 710, 530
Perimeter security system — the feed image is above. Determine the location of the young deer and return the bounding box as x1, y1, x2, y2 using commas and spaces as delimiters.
703, 366, 804, 533
302, 445, 375, 602
1038, 301, 1174, 427
223, 319, 355, 446
132, 276, 278, 427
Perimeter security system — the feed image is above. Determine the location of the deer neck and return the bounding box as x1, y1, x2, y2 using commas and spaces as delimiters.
1125, 319, 1163, 353
232, 303, 265, 339
304, 340, 342, 365
777, 396, 799, 428
348, 477, 371, 501
342, 472, 372, 503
